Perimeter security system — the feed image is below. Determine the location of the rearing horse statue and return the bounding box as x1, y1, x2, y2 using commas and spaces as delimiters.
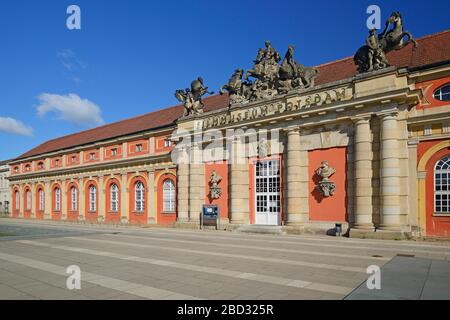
379, 11, 418, 52
354, 11, 418, 73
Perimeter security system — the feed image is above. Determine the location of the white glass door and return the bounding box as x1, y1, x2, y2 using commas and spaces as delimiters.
255, 159, 281, 225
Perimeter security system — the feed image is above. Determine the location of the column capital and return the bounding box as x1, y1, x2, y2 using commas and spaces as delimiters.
377, 108, 399, 119
350, 114, 372, 124
284, 126, 301, 134
408, 139, 420, 148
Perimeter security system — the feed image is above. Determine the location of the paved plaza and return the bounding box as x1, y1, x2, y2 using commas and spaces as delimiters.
0, 218, 449, 300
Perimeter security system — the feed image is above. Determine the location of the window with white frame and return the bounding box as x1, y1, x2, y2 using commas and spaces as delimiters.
110, 184, 119, 212
26, 190, 31, 210
71, 187, 78, 211
90, 153, 96, 161
433, 84, 450, 102
54, 188, 61, 211
15, 191, 19, 210
38, 189, 44, 211
136, 144, 143, 152
164, 139, 172, 148
135, 181, 145, 212
111, 148, 118, 157
89, 186, 97, 212
163, 179, 175, 212
435, 155, 450, 214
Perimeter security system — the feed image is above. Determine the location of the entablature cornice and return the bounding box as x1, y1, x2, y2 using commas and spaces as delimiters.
9, 126, 176, 165
8, 153, 174, 182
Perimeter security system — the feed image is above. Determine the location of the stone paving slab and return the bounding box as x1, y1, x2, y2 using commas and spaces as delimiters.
345, 256, 450, 300
1, 219, 450, 300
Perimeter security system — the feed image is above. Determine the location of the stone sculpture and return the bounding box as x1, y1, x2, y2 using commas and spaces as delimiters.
175, 77, 214, 117
315, 161, 336, 197
354, 12, 418, 73
209, 170, 222, 200
220, 42, 319, 105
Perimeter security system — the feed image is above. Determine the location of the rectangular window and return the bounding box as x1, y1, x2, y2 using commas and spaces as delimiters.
111, 148, 117, 157
55, 189, 61, 211
90, 153, 96, 161
72, 156, 77, 163
26, 192, 31, 210
39, 190, 44, 211
164, 139, 172, 148
136, 144, 143, 153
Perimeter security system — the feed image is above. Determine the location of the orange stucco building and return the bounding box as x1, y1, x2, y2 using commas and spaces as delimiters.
6, 30, 450, 239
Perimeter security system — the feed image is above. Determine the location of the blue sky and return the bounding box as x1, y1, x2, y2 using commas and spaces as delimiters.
0, 0, 449, 161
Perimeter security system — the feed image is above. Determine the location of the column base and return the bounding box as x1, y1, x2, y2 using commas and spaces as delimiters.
351, 223, 375, 231
174, 221, 200, 229
120, 217, 128, 224
350, 228, 411, 240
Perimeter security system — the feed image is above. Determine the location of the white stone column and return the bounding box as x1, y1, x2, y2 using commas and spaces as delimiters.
407, 139, 419, 231
148, 170, 156, 224
98, 175, 105, 222
31, 182, 36, 219
120, 173, 128, 223
189, 144, 204, 223
352, 116, 375, 230
177, 162, 190, 223
230, 138, 249, 224
379, 111, 403, 230
61, 179, 67, 220
44, 181, 51, 219
286, 128, 308, 224
78, 178, 85, 222
19, 185, 24, 218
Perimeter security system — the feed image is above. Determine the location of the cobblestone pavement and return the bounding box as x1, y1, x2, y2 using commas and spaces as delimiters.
0, 218, 449, 300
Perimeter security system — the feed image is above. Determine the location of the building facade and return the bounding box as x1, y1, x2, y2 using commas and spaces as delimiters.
6, 27, 450, 238
0, 160, 11, 216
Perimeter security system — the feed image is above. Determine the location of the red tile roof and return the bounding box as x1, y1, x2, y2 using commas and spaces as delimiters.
15, 30, 450, 161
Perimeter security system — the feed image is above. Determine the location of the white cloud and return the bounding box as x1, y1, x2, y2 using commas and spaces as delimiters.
37, 93, 104, 127
57, 49, 86, 72
0, 117, 33, 136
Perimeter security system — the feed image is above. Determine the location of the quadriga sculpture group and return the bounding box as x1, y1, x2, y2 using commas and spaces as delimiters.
220, 41, 319, 105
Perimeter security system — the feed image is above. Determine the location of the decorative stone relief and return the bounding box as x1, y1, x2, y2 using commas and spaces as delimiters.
315, 161, 336, 197
257, 138, 272, 158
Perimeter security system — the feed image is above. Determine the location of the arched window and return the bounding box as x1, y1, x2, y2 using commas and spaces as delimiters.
135, 181, 145, 212
163, 179, 175, 212
89, 185, 97, 212
433, 84, 450, 102
71, 187, 78, 211
26, 190, 31, 210
54, 188, 61, 211
15, 191, 19, 210
38, 189, 44, 211
435, 155, 450, 214
110, 184, 119, 212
